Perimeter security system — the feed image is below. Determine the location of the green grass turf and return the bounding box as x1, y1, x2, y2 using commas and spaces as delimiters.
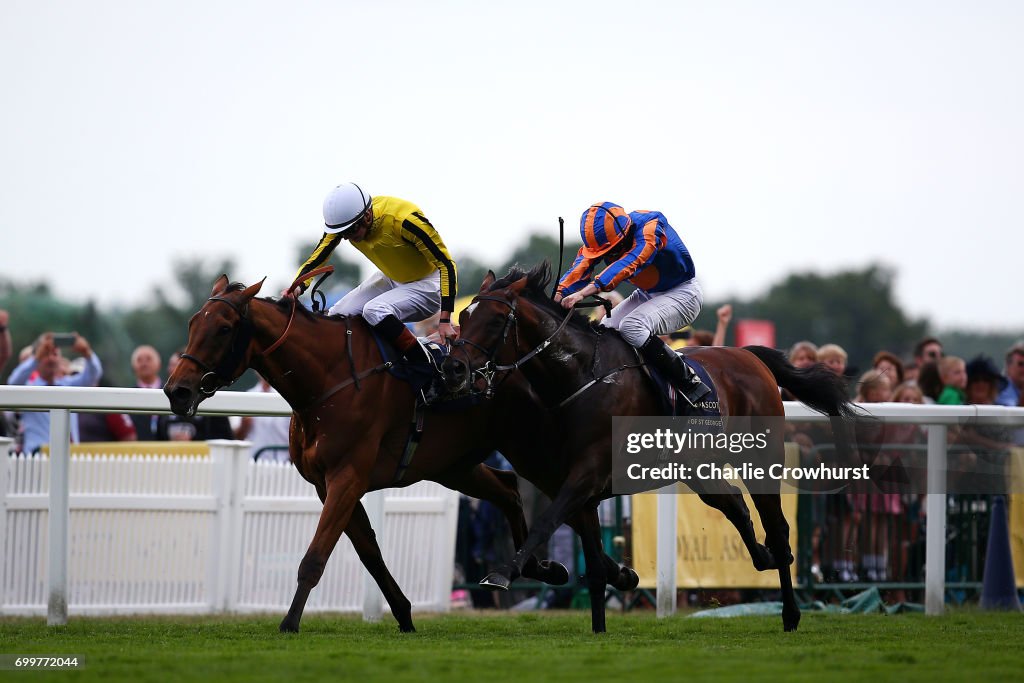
1, 609, 1022, 683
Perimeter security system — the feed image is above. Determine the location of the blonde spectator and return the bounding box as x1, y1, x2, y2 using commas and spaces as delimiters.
817, 344, 848, 376
856, 369, 893, 403
852, 368, 901, 584
891, 382, 924, 404
937, 356, 967, 405
788, 341, 818, 369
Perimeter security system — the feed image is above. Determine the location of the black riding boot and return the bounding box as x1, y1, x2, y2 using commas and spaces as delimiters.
639, 334, 711, 407
372, 315, 428, 364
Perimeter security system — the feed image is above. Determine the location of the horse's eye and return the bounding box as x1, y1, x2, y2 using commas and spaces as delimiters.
217, 325, 231, 336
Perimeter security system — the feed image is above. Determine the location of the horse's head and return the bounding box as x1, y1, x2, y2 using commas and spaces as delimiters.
164, 275, 265, 416
443, 262, 577, 396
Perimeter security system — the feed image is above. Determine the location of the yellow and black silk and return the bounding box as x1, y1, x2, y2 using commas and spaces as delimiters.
294, 196, 458, 312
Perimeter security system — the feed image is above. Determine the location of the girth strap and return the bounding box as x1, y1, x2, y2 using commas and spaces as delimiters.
558, 361, 646, 409
392, 401, 426, 485
316, 363, 393, 405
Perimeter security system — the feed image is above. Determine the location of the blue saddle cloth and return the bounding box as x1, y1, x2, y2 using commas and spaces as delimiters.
367, 330, 480, 411
367, 332, 445, 390
648, 354, 722, 419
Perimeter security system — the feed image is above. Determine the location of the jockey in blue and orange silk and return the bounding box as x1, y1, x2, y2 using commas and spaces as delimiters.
554, 202, 711, 405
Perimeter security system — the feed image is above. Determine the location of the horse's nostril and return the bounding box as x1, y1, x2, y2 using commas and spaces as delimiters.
170, 386, 193, 406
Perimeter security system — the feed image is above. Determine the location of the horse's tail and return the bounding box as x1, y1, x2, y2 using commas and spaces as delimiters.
745, 345, 865, 469
745, 344, 865, 471
744, 345, 857, 420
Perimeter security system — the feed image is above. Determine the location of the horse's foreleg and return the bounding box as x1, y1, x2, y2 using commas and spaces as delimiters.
345, 501, 415, 632
577, 505, 609, 633
750, 492, 800, 632
436, 464, 569, 586
565, 512, 639, 592
280, 468, 366, 633
481, 471, 598, 593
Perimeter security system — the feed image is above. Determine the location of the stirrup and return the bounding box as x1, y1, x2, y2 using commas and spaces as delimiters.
680, 378, 712, 406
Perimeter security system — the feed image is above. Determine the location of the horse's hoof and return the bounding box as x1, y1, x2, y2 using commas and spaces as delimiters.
751, 544, 775, 571
480, 572, 512, 591
783, 608, 801, 632
614, 567, 640, 591
279, 619, 300, 633
399, 623, 416, 633
537, 560, 570, 586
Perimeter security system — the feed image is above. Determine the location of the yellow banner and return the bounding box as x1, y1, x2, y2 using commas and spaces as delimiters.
41, 441, 211, 457
631, 443, 799, 588
1008, 448, 1024, 588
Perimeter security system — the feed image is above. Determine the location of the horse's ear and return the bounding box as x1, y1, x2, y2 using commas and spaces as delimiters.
479, 270, 496, 293
241, 277, 266, 300
211, 275, 229, 296
508, 275, 528, 293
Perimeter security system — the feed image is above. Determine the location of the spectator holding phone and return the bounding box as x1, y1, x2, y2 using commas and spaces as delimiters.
0, 309, 11, 375
7, 332, 103, 454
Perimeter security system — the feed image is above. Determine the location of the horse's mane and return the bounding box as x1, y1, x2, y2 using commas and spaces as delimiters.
489, 262, 600, 334
223, 282, 343, 325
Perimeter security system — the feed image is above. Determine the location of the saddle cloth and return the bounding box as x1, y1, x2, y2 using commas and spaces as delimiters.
648, 353, 722, 419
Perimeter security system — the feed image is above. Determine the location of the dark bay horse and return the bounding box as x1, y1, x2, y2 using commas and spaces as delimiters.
443, 263, 857, 633
164, 275, 570, 633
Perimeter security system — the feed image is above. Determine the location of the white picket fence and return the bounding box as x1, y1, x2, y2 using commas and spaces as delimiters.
0, 438, 458, 618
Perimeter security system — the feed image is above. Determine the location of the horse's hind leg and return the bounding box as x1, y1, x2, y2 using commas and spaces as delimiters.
345, 501, 415, 632
435, 464, 569, 586
691, 477, 775, 572
280, 469, 366, 633
750, 492, 800, 632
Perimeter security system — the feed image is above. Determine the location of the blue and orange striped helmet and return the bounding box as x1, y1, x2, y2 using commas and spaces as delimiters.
579, 202, 632, 258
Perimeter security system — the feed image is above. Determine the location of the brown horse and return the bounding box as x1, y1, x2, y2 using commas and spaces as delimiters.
163, 275, 570, 633
443, 263, 857, 633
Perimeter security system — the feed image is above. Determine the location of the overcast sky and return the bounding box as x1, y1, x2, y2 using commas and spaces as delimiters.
2, 1, 1021, 331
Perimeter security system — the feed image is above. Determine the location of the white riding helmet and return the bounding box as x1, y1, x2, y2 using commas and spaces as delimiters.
322, 182, 372, 233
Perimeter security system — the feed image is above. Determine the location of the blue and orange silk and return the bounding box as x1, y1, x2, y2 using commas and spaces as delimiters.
579, 202, 632, 258
557, 209, 695, 296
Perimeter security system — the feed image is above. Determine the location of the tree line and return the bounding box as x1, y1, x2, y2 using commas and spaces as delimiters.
1, 234, 1019, 389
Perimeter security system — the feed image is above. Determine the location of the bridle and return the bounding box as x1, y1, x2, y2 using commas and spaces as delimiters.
450, 292, 613, 401
179, 294, 259, 397
179, 266, 334, 397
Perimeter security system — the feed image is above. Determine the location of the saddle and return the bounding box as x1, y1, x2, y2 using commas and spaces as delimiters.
644, 350, 722, 420
366, 331, 476, 410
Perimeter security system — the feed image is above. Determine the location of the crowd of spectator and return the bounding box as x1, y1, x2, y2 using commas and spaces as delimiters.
781, 335, 1024, 597
3, 305, 1024, 604
0, 310, 280, 460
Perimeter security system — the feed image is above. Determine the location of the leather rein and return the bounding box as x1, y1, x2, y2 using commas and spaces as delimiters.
451, 293, 644, 408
